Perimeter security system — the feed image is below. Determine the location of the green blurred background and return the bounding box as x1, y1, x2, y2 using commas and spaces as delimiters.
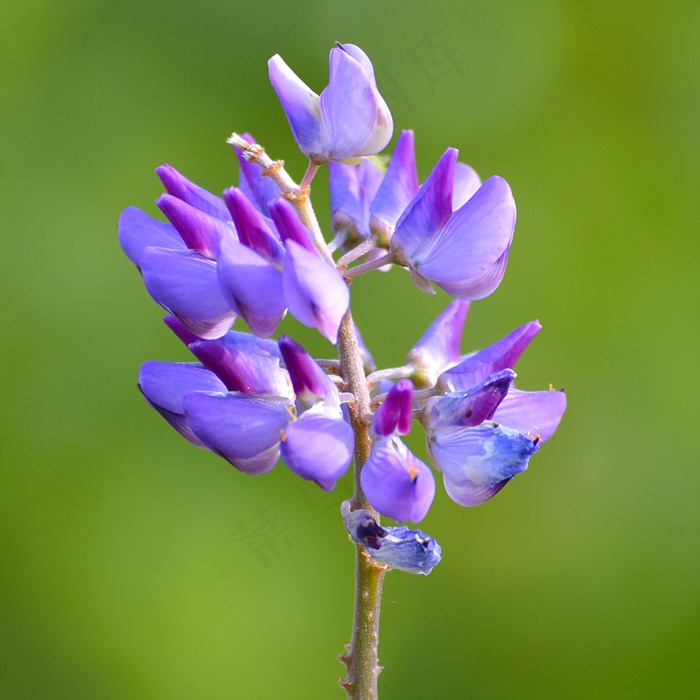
2, 0, 699, 697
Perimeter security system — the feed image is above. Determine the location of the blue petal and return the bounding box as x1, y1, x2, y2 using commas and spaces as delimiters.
413, 176, 515, 286
369, 525, 442, 575
406, 299, 470, 387
320, 47, 392, 160
428, 369, 516, 429
391, 148, 457, 263
156, 164, 230, 222
452, 162, 482, 210
188, 336, 292, 398
370, 130, 419, 239
429, 422, 539, 507
157, 194, 235, 259
373, 380, 414, 437
138, 361, 226, 447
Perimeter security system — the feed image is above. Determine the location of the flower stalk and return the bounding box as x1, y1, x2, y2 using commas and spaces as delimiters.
236, 138, 386, 696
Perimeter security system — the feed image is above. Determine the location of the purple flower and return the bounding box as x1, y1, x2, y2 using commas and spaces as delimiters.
329, 129, 420, 249
391, 148, 515, 299
361, 381, 436, 523
278, 336, 354, 489
269, 43, 393, 163
424, 347, 566, 507
118, 165, 239, 340
270, 199, 350, 344
438, 320, 541, 392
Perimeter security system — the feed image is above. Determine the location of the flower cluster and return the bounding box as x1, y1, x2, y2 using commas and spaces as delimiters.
120, 43, 566, 574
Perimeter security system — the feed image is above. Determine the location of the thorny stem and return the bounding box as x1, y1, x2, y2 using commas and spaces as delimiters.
232, 132, 385, 698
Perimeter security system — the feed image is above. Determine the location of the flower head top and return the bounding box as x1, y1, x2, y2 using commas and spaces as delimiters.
269, 43, 393, 163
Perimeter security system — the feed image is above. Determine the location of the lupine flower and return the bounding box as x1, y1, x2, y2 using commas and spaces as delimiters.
425, 343, 566, 506
270, 199, 350, 344
268, 43, 393, 163
438, 319, 542, 392
330, 129, 419, 248
391, 148, 516, 299
118, 164, 239, 339
342, 502, 441, 575
361, 381, 436, 523
277, 336, 354, 489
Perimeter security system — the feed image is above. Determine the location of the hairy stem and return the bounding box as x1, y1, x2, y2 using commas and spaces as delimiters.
231, 133, 386, 697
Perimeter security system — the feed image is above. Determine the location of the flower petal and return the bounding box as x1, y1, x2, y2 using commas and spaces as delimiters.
428, 422, 539, 506
452, 162, 482, 210
184, 392, 292, 473
390, 148, 457, 264
413, 175, 515, 287
156, 164, 230, 221
320, 46, 392, 160
138, 361, 226, 447
407, 299, 469, 387
216, 236, 286, 338
118, 206, 186, 267
373, 380, 414, 437
433, 247, 509, 300
283, 240, 350, 344
361, 436, 435, 523
269, 198, 316, 252
188, 335, 291, 398
370, 130, 419, 240
268, 54, 323, 158
278, 335, 337, 405
427, 369, 515, 429
280, 412, 354, 491
140, 247, 236, 339
439, 320, 542, 392
157, 194, 235, 259
223, 187, 284, 266
492, 388, 567, 443
369, 524, 442, 575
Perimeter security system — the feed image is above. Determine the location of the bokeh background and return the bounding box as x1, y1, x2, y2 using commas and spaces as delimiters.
2, 1, 699, 698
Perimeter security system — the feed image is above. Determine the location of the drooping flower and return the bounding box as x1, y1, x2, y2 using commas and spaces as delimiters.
270, 199, 350, 344
391, 148, 516, 299
361, 380, 436, 523
118, 164, 239, 339
342, 502, 441, 575
424, 359, 566, 506
277, 336, 354, 489
268, 43, 393, 163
